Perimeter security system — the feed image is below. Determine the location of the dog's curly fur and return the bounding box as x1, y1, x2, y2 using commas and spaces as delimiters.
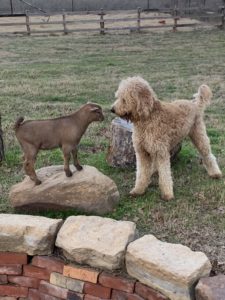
111, 76, 222, 200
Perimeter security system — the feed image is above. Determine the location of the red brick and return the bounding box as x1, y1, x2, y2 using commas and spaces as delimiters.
84, 295, 108, 300
8, 275, 40, 288
111, 290, 144, 300
32, 256, 64, 274
84, 283, 111, 299
67, 291, 84, 300
28, 289, 40, 300
0, 253, 27, 265
39, 280, 68, 299
39, 293, 62, 300
0, 264, 22, 275
0, 297, 17, 300
99, 273, 135, 293
0, 285, 28, 297
0, 274, 7, 284
63, 265, 99, 283
23, 265, 49, 280
135, 282, 168, 300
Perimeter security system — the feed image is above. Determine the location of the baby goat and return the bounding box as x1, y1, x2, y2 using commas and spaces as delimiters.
14, 103, 104, 185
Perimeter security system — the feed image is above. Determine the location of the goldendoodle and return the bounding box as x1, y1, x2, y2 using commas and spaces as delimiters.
111, 76, 222, 200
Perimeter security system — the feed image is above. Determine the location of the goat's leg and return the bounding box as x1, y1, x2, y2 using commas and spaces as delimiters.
62, 146, 73, 177
72, 148, 83, 171
21, 143, 41, 185
24, 158, 41, 185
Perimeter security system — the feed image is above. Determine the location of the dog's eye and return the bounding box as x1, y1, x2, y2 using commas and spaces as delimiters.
122, 98, 126, 104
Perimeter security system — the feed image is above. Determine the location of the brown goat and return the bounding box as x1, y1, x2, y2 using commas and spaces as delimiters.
14, 103, 104, 185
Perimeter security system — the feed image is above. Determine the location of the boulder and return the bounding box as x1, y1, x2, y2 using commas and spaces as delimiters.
195, 275, 225, 300
126, 235, 211, 300
0, 214, 62, 255
10, 165, 119, 215
56, 216, 137, 270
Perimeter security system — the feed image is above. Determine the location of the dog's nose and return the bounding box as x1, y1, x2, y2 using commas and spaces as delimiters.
111, 107, 115, 113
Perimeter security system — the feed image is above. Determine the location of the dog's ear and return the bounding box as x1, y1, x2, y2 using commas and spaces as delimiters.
136, 86, 155, 119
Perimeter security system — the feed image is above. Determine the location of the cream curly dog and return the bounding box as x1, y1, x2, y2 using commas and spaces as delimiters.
111, 76, 222, 200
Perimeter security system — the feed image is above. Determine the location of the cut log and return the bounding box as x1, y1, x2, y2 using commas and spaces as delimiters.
106, 117, 182, 168
0, 114, 4, 162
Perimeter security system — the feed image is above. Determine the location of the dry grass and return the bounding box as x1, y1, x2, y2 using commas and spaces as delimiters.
0, 28, 225, 273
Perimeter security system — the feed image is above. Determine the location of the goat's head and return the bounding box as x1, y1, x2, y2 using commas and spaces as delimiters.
84, 103, 104, 122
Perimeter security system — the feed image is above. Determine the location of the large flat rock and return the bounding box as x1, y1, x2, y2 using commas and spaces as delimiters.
9, 165, 119, 215
0, 214, 62, 255
56, 216, 137, 270
126, 235, 211, 300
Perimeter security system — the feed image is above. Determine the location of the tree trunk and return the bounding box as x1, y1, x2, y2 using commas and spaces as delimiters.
0, 114, 5, 162
107, 117, 182, 168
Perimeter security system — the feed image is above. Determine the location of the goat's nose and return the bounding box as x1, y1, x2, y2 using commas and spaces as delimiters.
111, 107, 115, 113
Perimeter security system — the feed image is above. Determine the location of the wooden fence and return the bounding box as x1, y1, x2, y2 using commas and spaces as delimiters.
0, 5, 225, 35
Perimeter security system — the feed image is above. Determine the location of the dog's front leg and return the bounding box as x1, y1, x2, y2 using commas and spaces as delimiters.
156, 154, 174, 201
130, 149, 154, 196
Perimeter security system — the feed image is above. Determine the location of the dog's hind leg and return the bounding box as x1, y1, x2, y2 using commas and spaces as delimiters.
156, 153, 174, 201
130, 148, 155, 196
189, 117, 222, 179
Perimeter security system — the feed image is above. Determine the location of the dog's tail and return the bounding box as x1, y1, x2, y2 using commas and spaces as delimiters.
193, 84, 212, 110
14, 117, 24, 131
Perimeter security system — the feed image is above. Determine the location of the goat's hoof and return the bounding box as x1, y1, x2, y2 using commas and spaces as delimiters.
65, 170, 73, 177
35, 179, 42, 185
76, 165, 83, 171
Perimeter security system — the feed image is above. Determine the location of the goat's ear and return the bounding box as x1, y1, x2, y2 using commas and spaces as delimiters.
136, 86, 155, 119
90, 107, 100, 112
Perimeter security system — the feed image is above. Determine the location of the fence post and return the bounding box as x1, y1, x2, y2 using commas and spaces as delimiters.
137, 7, 141, 33
0, 114, 4, 163
173, 5, 179, 32
25, 10, 31, 35
99, 8, 105, 34
221, 0, 225, 29
62, 11, 68, 34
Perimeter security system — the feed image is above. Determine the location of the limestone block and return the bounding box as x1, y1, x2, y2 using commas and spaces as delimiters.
56, 216, 137, 270
0, 214, 62, 255
126, 235, 211, 300
195, 275, 225, 300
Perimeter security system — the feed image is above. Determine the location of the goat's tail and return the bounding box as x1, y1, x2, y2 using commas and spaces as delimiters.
14, 117, 24, 130
193, 84, 212, 110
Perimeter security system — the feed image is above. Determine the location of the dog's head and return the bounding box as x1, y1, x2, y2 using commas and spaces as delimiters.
111, 76, 157, 122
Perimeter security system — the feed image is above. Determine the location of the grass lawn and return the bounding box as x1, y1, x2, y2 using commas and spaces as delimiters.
0, 29, 225, 272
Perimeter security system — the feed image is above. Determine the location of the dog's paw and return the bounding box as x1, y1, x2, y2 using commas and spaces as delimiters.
161, 193, 174, 201
210, 173, 222, 179
129, 189, 145, 197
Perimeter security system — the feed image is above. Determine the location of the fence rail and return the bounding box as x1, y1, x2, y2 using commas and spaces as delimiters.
0, 5, 224, 35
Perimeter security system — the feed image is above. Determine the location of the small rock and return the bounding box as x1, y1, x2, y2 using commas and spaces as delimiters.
195, 275, 225, 300
0, 214, 62, 255
9, 165, 119, 215
126, 235, 211, 300
56, 216, 137, 270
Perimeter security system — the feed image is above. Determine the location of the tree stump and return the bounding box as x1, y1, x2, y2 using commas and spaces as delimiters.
106, 117, 182, 168
0, 114, 4, 162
